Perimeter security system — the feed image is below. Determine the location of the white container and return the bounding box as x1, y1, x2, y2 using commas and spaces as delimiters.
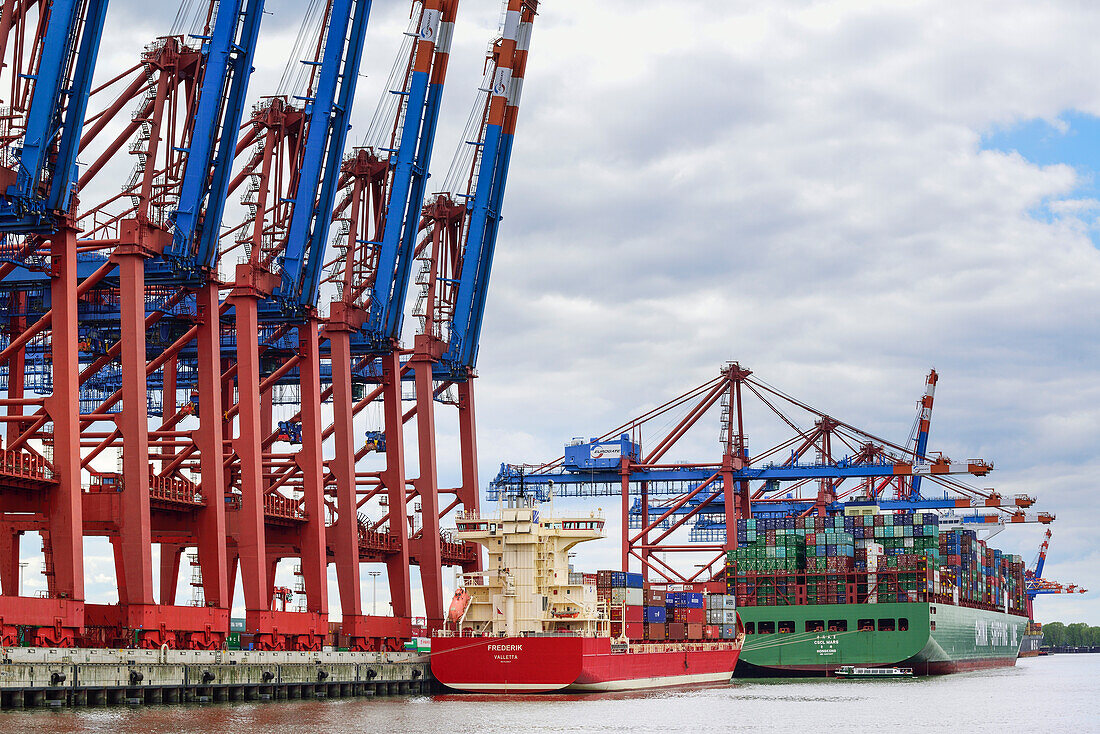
610, 587, 643, 606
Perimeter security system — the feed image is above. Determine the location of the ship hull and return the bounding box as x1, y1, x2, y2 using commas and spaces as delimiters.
735, 601, 1025, 676
431, 636, 741, 693
1018, 632, 1043, 658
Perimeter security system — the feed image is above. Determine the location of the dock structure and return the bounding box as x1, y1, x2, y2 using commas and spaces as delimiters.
0, 648, 431, 709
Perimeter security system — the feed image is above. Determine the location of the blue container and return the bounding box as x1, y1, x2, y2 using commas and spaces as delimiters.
563, 434, 641, 471
644, 606, 667, 623
683, 592, 704, 609
625, 572, 644, 588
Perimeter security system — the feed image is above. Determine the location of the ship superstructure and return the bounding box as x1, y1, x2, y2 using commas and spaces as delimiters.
452, 504, 608, 637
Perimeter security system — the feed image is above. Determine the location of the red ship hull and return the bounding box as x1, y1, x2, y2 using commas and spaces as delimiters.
431, 636, 742, 693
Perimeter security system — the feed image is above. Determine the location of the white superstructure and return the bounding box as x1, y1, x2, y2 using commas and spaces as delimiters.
452, 504, 608, 636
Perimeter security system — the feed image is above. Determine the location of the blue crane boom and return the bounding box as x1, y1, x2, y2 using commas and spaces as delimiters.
909, 369, 937, 499
169, 0, 266, 279
364, 4, 454, 347
442, 0, 534, 372
280, 0, 372, 311
0, 0, 109, 232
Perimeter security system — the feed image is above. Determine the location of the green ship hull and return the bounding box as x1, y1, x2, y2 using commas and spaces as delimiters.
736, 602, 1026, 676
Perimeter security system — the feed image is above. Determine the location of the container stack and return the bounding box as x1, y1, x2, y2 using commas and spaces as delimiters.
643, 588, 666, 639
706, 593, 739, 639
937, 529, 1027, 612
722, 511, 1027, 613
665, 591, 704, 641
599, 570, 645, 638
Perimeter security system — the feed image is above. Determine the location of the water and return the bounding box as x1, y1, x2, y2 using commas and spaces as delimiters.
4, 655, 1098, 734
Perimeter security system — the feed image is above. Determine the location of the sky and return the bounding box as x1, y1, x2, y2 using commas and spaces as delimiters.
25, 0, 1100, 626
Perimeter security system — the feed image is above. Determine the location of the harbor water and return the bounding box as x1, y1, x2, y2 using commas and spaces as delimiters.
3, 654, 1096, 733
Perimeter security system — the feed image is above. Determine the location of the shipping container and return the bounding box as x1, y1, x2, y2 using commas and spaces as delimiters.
610, 587, 644, 606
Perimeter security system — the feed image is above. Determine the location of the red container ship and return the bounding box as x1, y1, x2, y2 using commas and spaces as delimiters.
430, 504, 743, 693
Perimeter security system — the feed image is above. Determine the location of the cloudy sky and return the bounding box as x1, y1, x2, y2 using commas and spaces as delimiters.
54, 0, 1100, 625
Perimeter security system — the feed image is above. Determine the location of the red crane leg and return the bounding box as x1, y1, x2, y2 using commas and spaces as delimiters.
231, 295, 271, 631
640, 481, 650, 582
380, 351, 411, 618
295, 321, 328, 627
226, 549, 239, 610
412, 358, 443, 628
0, 528, 19, 596
722, 460, 736, 556
260, 387, 272, 438
3, 228, 87, 644
326, 327, 365, 640
266, 556, 278, 605
159, 543, 183, 605
193, 282, 229, 614
621, 463, 630, 572
116, 251, 155, 608
456, 381, 481, 572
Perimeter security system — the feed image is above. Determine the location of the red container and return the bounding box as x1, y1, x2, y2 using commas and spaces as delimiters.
644, 589, 666, 606
610, 605, 644, 622
703, 625, 720, 639
645, 623, 667, 641
687, 623, 704, 640
675, 607, 704, 624
668, 622, 687, 641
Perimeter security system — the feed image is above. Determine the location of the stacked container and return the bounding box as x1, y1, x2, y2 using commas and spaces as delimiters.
723, 513, 1029, 615
599, 570, 645, 638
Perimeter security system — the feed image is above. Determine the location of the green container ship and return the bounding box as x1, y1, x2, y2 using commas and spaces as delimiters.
726, 509, 1029, 675
736, 601, 1025, 675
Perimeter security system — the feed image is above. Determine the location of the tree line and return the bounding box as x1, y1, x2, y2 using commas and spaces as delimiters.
1040, 622, 1100, 647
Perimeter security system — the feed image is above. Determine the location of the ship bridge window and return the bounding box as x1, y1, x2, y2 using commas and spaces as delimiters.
930, 621, 936, 631
828, 620, 847, 632
778, 621, 795, 634
858, 619, 875, 631
805, 620, 825, 633
898, 618, 909, 632
758, 621, 775, 634
877, 619, 895, 632
744, 622, 755, 634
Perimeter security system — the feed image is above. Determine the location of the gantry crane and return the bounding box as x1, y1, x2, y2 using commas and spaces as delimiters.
491, 363, 1055, 582
1024, 529, 1086, 620
403, 0, 539, 622
0, 0, 546, 650
220, 0, 372, 650
321, 0, 466, 638
0, 0, 266, 648
0, 0, 111, 647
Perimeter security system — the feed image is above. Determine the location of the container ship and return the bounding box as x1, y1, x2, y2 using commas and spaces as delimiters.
430, 503, 743, 692
727, 508, 1028, 675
